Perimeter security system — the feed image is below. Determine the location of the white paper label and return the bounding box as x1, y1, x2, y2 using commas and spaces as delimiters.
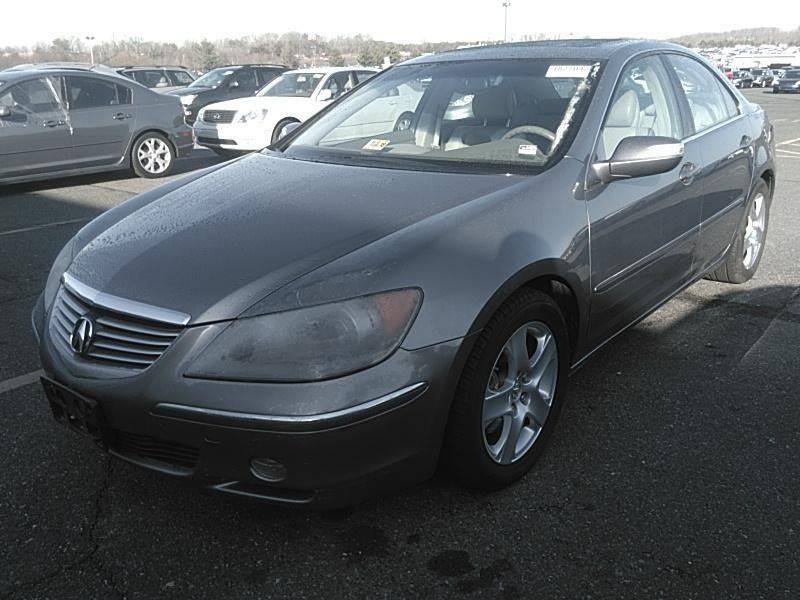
545, 64, 591, 79
362, 139, 391, 151
518, 144, 539, 156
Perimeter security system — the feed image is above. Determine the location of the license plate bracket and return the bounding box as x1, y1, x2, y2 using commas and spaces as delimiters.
41, 377, 108, 448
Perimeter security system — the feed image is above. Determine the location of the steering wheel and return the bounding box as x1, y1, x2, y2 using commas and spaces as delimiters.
502, 125, 557, 143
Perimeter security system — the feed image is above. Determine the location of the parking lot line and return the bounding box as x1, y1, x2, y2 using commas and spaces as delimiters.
777, 148, 800, 156
776, 137, 800, 146
0, 217, 88, 237
0, 370, 44, 395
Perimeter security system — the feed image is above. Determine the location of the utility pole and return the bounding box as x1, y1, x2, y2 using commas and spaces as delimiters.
85, 36, 95, 64
502, 2, 511, 43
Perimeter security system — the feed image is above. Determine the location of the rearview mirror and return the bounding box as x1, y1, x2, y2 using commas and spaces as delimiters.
317, 89, 333, 102
0, 106, 11, 118
591, 136, 684, 185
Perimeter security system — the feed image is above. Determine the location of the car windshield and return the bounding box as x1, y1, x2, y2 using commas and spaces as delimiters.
190, 68, 235, 88
259, 72, 325, 97
281, 59, 601, 173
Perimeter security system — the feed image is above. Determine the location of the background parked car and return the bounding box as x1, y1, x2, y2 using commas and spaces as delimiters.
167, 64, 288, 124
732, 70, 754, 88
747, 68, 774, 87
0, 66, 193, 184
116, 66, 196, 93
193, 67, 382, 153
772, 68, 800, 93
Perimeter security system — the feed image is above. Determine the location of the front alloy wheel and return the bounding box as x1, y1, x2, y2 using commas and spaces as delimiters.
483, 322, 558, 464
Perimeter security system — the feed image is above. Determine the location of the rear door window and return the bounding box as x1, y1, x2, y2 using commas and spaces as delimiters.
67, 76, 131, 109
666, 54, 738, 134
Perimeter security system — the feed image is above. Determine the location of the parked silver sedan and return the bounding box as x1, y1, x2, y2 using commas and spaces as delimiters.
0, 66, 193, 185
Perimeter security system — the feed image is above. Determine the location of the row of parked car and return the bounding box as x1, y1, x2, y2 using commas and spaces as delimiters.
724, 66, 800, 92
0, 61, 401, 184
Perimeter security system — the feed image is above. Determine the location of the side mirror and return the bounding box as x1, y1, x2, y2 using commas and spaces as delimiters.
591, 136, 684, 185
316, 88, 333, 102
229, 80, 240, 89
278, 121, 302, 140
0, 106, 10, 118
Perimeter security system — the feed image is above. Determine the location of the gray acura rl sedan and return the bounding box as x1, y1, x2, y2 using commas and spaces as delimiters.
33, 39, 776, 507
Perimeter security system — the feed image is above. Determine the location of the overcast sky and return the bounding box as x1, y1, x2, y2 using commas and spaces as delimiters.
4, 0, 798, 46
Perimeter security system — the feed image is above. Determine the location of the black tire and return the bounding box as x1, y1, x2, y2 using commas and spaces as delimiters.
271, 118, 300, 144
706, 179, 771, 284
131, 132, 176, 179
443, 288, 570, 490
773, 88, 779, 94
393, 112, 415, 132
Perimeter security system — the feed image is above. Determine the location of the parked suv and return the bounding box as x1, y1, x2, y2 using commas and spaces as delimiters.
748, 68, 773, 87
167, 64, 288, 124
772, 68, 800, 93
117, 66, 196, 93
0, 66, 193, 184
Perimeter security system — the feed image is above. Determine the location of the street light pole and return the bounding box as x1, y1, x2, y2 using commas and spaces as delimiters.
85, 36, 95, 64
502, 2, 511, 43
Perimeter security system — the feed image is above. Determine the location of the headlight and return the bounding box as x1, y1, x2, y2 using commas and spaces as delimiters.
179, 94, 197, 105
43, 239, 75, 312
186, 288, 422, 382
236, 109, 268, 124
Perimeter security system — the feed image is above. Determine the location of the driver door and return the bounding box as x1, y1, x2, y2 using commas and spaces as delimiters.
0, 76, 74, 180
585, 55, 702, 349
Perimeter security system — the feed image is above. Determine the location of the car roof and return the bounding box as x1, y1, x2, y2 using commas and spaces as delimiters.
284, 66, 377, 74
0, 64, 127, 82
208, 64, 288, 70
403, 39, 685, 65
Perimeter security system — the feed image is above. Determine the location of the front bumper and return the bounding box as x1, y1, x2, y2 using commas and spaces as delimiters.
33, 296, 462, 507
193, 122, 270, 152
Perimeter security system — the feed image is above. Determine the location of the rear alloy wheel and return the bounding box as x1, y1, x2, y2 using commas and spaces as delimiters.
444, 288, 569, 490
706, 179, 770, 284
132, 133, 175, 178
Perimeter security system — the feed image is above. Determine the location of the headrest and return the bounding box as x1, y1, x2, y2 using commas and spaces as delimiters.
472, 85, 516, 121
606, 89, 640, 127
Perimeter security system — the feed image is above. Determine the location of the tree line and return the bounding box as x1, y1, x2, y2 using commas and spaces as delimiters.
0, 33, 487, 71
671, 27, 800, 48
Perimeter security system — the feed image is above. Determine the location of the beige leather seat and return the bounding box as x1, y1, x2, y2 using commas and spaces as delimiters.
600, 89, 642, 158
445, 85, 516, 151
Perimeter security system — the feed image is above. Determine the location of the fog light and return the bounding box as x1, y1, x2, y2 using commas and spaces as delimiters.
250, 458, 287, 483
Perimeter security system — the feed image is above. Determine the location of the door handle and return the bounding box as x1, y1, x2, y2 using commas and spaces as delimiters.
679, 162, 696, 186
42, 119, 65, 128
112, 112, 132, 120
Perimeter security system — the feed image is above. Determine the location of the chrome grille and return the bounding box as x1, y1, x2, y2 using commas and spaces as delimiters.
49, 283, 184, 370
202, 109, 237, 124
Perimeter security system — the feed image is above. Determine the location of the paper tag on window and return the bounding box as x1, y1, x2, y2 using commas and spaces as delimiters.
518, 144, 539, 156
363, 139, 390, 151
545, 64, 591, 79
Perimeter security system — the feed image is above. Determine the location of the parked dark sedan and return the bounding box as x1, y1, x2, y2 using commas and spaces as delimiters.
748, 68, 773, 87
0, 66, 193, 184
773, 68, 800, 93
34, 39, 775, 507
167, 64, 288, 124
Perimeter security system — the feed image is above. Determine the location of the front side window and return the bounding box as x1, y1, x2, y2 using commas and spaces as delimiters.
131, 70, 169, 88
259, 72, 325, 98
666, 54, 738, 134
0, 77, 62, 115
598, 56, 683, 160
282, 59, 602, 172
230, 68, 257, 90
325, 72, 354, 99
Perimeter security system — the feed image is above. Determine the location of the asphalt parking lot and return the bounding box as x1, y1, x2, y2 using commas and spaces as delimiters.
1, 87, 799, 600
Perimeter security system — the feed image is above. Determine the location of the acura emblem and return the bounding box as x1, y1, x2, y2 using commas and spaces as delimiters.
70, 316, 94, 355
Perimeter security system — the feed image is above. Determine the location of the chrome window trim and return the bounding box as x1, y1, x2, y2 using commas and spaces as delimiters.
681, 113, 746, 143
62, 272, 190, 326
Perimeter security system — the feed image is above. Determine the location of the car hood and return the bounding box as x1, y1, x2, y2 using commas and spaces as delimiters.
167, 86, 212, 96
203, 96, 313, 112
67, 153, 523, 324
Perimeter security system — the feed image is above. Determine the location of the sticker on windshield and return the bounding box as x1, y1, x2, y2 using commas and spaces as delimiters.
545, 65, 592, 79
518, 144, 539, 157
363, 139, 391, 151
